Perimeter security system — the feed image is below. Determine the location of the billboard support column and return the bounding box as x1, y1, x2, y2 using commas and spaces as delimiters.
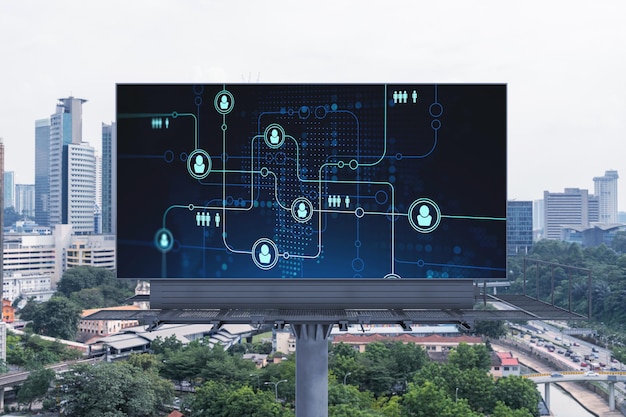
292, 323, 332, 417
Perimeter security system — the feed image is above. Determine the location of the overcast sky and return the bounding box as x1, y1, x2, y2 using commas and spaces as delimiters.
1, 1, 625, 209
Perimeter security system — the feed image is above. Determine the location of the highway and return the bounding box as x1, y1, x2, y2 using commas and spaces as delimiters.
508, 320, 626, 404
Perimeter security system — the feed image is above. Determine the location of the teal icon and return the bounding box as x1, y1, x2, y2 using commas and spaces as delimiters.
154, 228, 174, 252
417, 205, 432, 226
412, 90, 418, 103
269, 128, 281, 145
151, 118, 163, 129
219, 94, 230, 110
187, 149, 212, 180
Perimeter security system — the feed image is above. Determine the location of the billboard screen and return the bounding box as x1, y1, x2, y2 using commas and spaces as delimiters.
117, 84, 506, 280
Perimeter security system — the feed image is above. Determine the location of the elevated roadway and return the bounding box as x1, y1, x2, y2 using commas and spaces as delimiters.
524, 371, 626, 412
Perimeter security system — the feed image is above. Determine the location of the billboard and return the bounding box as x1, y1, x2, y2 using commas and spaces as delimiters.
117, 84, 506, 281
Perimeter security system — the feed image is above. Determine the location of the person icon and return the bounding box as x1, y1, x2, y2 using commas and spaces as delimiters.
258, 244, 271, 264
159, 233, 169, 248
269, 128, 280, 145
196, 212, 201, 226
219, 94, 230, 110
193, 154, 205, 174
297, 202, 308, 219
215, 212, 221, 228
417, 204, 432, 227
345, 195, 350, 208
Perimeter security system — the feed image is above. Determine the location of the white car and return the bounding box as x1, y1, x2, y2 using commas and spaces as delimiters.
584, 371, 599, 377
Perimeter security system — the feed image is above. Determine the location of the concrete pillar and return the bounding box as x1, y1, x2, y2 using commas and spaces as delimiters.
544, 383, 550, 410
609, 382, 615, 411
0, 387, 4, 411
292, 323, 332, 417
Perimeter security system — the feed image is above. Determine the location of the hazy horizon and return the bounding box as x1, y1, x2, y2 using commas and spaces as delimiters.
1, 1, 624, 209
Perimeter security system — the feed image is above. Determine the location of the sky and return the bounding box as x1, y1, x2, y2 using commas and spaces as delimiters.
1, 1, 625, 209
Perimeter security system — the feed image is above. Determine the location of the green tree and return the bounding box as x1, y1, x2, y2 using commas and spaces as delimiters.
52, 361, 173, 417
16, 367, 55, 409
191, 381, 291, 417
56, 266, 134, 308
491, 401, 534, 417
493, 375, 541, 417
21, 296, 82, 340
447, 343, 491, 371
402, 381, 481, 417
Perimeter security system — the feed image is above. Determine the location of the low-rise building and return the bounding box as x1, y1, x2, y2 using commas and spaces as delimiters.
490, 351, 521, 378
331, 333, 482, 354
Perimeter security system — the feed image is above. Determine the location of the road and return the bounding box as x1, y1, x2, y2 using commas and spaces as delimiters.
507, 320, 626, 405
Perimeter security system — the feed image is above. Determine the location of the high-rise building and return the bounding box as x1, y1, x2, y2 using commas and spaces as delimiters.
95, 151, 102, 211
593, 170, 619, 224
507, 201, 533, 256
65, 143, 96, 234
49, 97, 87, 227
35, 118, 51, 226
3, 171, 14, 210
101, 122, 116, 234
543, 188, 599, 240
15, 184, 35, 218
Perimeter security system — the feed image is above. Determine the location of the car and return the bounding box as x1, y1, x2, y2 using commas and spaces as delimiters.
580, 362, 588, 367
572, 357, 581, 363
584, 371, 599, 377
610, 367, 619, 372
592, 347, 599, 352
565, 351, 572, 357
555, 336, 561, 341
551, 372, 563, 377
557, 350, 565, 354
599, 362, 607, 367
573, 342, 580, 347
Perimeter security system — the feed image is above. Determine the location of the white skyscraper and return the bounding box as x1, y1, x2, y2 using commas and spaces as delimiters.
49, 97, 87, 227
593, 170, 619, 224
67, 143, 96, 234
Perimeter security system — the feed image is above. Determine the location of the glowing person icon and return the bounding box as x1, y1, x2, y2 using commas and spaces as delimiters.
417, 205, 432, 227
193, 155, 205, 174
159, 233, 169, 248
269, 128, 280, 145
219, 95, 230, 110
297, 202, 308, 219
258, 244, 272, 264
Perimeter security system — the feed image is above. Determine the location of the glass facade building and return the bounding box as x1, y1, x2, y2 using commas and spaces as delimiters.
507, 200, 533, 256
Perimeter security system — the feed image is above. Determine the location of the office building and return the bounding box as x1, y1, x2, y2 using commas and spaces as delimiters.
65, 142, 96, 234
49, 97, 87, 228
507, 201, 533, 256
544, 188, 599, 240
34, 118, 51, 226
15, 184, 35, 218
593, 170, 619, 224
3, 171, 14, 209
101, 122, 116, 234
3, 225, 116, 300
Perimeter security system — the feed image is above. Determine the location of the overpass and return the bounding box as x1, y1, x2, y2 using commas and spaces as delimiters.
0, 358, 101, 409
524, 371, 626, 412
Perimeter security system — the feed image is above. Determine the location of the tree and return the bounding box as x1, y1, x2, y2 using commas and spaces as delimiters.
402, 381, 481, 417
22, 296, 82, 340
17, 367, 55, 410
56, 266, 134, 308
493, 375, 541, 417
51, 361, 173, 417
191, 381, 290, 417
447, 343, 491, 371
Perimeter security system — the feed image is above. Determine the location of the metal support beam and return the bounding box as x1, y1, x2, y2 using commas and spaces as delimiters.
292, 323, 333, 417
544, 383, 550, 410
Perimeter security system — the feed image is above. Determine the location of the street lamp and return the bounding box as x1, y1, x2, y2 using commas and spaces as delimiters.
250, 373, 260, 389
264, 379, 288, 401
343, 372, 352, 385
455, 387, 459, 402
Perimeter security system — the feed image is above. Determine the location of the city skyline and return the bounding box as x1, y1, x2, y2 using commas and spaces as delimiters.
1, 1, 625, 208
